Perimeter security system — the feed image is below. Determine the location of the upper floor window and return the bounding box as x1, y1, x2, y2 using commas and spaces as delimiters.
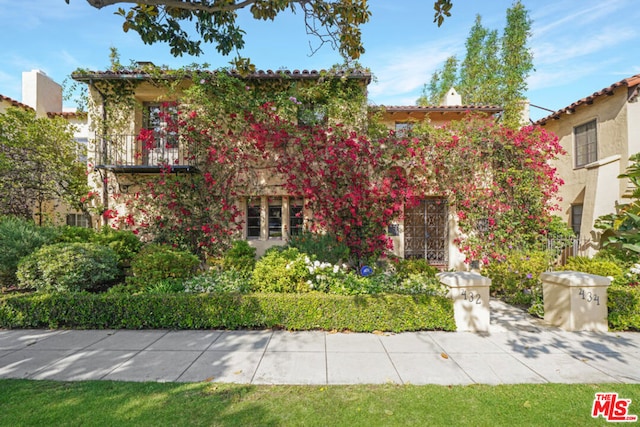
143, 103, 178, 149
395, 122, 413, 137
298, 103, 327, 127
574, 120, 597, 168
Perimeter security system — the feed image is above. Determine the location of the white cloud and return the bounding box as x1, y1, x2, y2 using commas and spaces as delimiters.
366, 39, 463, 105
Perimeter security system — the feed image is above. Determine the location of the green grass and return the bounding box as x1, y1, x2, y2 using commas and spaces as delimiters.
1, 380, 638, 426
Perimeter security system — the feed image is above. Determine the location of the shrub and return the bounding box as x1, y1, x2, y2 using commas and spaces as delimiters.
288, 231, 350, 265
129, 244, 200, 286
16, 242, 120, 292
184, 270, 253, 294
393, 259, 439, 280
222, 240, 256, 275
482, 250, 550, 307
608, 283, 640, 331
0, 292, 456, 332
145, 279, 185, 294
0, 216, 59, 286
93, 228, 143, 267
252, 247, 311, 293
57, 226, 142, 267
557, 256, 624, 282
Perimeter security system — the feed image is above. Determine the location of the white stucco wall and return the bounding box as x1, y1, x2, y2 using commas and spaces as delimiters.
22, 70, 62, 117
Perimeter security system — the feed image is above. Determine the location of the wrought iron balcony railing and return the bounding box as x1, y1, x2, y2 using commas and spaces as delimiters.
92, 134, 199, 172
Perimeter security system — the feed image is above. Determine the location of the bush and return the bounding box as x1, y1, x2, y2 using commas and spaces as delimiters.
288, 231, 350, 265
0, 216, 59, 286
392, 259, 439, 280
557, 256, 623, 281
129, 244, 200, 286
93, 228, 143, 267
184, 270, 253, 294
252, 247, 311, 293
57, 226, 142, 267
222, 240, 256, 275
608, 284, 640, 331
482, 250, 550, 307
0, 292, 455, 332
16, 242, 120, 292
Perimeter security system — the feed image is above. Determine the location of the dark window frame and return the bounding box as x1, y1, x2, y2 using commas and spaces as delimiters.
574, 119, 597, 168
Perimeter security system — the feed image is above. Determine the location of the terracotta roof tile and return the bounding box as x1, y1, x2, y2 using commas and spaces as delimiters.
0, 94, 33, 111
374, 105, 503, 113
535, 74, 640, 125
72, 68, 372, 83
47, 111, 87, 119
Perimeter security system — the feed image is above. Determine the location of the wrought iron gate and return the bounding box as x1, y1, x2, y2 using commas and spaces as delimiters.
404, 198, 448, 266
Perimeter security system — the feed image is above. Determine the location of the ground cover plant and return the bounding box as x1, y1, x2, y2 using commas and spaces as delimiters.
1, 380, 638, 426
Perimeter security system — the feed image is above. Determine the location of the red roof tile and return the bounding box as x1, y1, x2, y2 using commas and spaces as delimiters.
47, 111, 87, 119
0, 94, 33, 111
376, 105, 502, 113
535, 74, 640, 125
72, 68, 372, 84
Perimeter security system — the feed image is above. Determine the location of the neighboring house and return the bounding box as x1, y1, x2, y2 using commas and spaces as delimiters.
72, 68, 501, 268
536, 74, 640, 250
0, 70, 91, 226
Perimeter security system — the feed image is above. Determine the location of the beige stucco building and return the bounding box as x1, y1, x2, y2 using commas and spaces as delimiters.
73, 67, 502, 269
536, 74, 640, 248
0, 70, 90, 226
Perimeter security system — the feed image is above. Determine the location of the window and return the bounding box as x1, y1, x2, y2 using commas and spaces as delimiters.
75, 137, 88, 163
574, 120, 597, 167
66, 213, 91, 228
247, 201, 261, 239
298, 103, 327, 127
245, 197, 304, 240
142, 103, 179, 165
289, 200, 304, 236
268, 199, 282, 239
395, 122, 413, 137
571, 205, 583, 236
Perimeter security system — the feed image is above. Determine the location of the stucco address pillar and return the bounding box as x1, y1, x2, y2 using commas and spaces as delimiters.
540, 271, 611, 332
438, 271, 491, 332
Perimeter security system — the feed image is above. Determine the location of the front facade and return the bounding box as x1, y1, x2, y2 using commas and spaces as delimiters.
536, 75, 640, 249
74, 67, 501, 269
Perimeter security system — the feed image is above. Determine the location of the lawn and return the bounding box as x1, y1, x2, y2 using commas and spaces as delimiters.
1, 380, 637, 426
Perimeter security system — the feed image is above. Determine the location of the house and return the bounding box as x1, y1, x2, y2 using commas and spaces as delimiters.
72, 67, 502, 269
0, 70, 91, 226
536, 74, 640, 250
373, 87, 503, 267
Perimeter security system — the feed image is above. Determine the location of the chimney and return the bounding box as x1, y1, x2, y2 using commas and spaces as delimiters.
442, 87, 462, 106
22, 70, 62, 117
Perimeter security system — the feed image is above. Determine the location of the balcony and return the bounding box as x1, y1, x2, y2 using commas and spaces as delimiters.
92, 134, 199, 173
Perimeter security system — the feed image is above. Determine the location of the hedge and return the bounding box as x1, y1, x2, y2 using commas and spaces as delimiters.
608, 286, 640, 331
0, 292, 456, 332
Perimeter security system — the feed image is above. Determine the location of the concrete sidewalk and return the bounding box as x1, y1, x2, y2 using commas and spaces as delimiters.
1, 300, 639, 385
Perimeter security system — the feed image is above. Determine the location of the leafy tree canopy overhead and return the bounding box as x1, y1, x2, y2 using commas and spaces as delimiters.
68, 0, 454, 69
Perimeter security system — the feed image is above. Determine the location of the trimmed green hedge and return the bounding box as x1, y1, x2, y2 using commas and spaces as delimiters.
608, 286, 640, 331
0, 293, 455, 332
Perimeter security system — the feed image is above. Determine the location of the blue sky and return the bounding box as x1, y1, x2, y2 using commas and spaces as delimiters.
0, 0, 638, 121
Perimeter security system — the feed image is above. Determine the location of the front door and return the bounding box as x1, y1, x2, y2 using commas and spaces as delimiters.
404, 198, 448, 266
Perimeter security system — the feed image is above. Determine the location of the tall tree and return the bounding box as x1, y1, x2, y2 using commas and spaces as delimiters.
0, 108, 89, 223
418, 1, 533, 128
69, 1, 457, 68
418, 56, 458, 105
500, 0, 533, 127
